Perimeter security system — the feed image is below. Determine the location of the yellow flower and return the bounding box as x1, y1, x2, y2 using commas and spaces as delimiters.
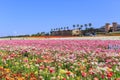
59, 69, 66, 74
15, 62, 19, 65
35, 71, 38, 75
57, 76, 64, 79
23, 57, 28, 62
77, 77, 81, 80
107, 67, 112, 72
83, 59, 87, 62
5, 64, 8, 66
29, 62, 33, 65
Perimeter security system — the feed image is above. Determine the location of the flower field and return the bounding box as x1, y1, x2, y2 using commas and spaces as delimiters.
0, 39, 120, 80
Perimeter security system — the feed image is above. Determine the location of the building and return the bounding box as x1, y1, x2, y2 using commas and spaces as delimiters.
99, 22, 120, 33
72, 29, 81, 36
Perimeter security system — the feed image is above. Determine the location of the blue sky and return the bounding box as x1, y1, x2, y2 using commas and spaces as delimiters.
0, 0, 120, 36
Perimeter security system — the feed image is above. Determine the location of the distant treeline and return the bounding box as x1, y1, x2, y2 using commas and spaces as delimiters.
0, 32, 50, 38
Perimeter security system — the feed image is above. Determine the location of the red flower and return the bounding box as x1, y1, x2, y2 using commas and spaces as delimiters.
66, 71, 71, 76
62, 78, 66, 80
49, 69, 55, 73
107, 72, 113, 78
101, 74, 105, 79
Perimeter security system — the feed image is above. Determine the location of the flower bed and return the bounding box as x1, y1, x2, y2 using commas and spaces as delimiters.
0, 40, 120, 80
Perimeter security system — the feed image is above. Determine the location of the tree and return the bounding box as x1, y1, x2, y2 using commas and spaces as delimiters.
78, 27, 81, 30
45, 33, 49, 36
66, 26, 69, 30
50, 29, 53, 35
88, 23, 92, 28
77, 24, 79, 28
58, 28, 60, 31
60, 27, 63, 30
84, 24, 88, 30
51, 29, 53, 32
73, 25, 75, 29
41, 32, 46, 36
80, 25, 83, 30
36, 32, 41, 36
64, 27, 66, 30
56, 28, 58, 31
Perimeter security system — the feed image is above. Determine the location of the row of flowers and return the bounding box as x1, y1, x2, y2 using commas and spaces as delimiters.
0, 40, 120, 80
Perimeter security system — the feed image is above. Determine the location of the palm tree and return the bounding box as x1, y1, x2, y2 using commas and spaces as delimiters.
78, 27, 81, 30
60, 27, 63, 30
77, 24, 79, 28
66, 26, 69, 30
84, 24, 88, 30
51, 29, 53, 32
88, 23, 92, 28
64, 27, 66, 30
50, 29, 53, 35
73, 25, 75, 29
56, 28, 58, 31
80, 25, 83, 30
58, 28, 60, 31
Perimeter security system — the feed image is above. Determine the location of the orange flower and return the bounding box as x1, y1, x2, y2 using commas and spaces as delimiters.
30, 77, 37, 80
5, 76, 15, 80
80, 65, 86, 71
0, 66, 4, 71
115, 78, 120, 80
44, 59, 53, 63
16, 77, 25, 80
36, 58, 44, 63
4, 68, 10, 73
30, 73, 36, 77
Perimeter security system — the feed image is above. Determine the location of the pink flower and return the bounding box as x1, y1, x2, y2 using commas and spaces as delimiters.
39, 65, 45, 70
94, 77, 99, 80
88, 68, 94, 75
81, 72, 87, 77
